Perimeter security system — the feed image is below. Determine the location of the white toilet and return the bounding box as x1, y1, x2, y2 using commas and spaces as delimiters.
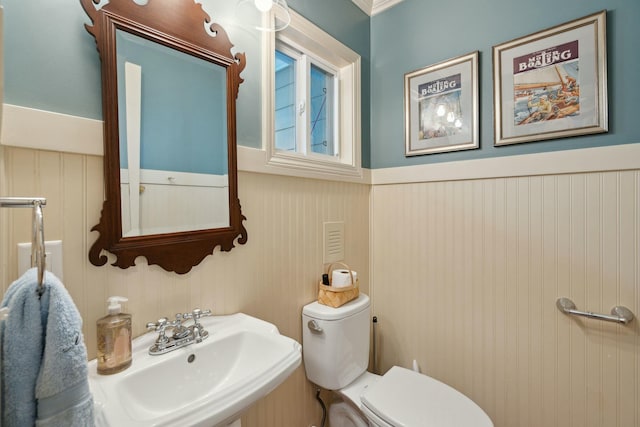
302, 293, 493, 427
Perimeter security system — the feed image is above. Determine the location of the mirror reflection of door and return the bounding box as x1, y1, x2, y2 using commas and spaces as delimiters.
116, 30, 229, 237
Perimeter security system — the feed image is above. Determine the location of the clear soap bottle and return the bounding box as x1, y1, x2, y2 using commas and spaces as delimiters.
96, 296, 132, 375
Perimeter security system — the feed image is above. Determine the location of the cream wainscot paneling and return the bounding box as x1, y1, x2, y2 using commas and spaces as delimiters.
371, 162, 640, 427
0, 106, 370, 427
3, 104, 640, 427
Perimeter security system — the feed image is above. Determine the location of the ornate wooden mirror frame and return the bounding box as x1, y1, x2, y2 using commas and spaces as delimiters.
82, 0, 247, 274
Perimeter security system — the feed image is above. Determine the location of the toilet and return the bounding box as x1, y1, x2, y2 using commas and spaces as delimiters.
302, 293, 493, 427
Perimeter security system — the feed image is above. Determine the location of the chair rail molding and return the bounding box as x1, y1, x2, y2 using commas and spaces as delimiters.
2, 103, 638, 185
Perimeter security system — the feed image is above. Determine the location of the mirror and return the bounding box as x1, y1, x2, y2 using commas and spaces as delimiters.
116, 30, 230, 236
82, 0, 248, 273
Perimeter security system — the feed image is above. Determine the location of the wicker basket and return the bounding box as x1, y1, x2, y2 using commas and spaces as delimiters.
318, 262, 359, 308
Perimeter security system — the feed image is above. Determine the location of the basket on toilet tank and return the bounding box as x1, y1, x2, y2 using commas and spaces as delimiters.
318, 262, 359, 308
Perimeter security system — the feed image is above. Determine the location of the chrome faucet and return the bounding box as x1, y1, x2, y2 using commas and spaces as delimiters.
171, 313, 190, 339
146, 308, 212, 355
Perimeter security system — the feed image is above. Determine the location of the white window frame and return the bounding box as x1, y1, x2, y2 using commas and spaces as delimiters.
262, 7, 362, 178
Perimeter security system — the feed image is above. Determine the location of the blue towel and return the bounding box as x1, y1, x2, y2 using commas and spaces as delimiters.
35, 271, 94, 427
0, 306, 5, 423
1, 268, 44, 426
1, 268, 95, 426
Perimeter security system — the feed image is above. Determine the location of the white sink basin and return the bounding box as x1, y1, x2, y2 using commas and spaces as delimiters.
89, 313, 301, 427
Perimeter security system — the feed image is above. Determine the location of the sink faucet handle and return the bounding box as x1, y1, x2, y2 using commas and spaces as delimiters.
146, 317, 171, 346
186, 308, 211, 343
146, 317, 169, 331
192, 308, 212, 320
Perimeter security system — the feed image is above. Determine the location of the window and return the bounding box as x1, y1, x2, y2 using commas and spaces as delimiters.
264, 8, 361, 177
274, 49, 297, 152
309, 64, 336, 156
275, 45, 338, 157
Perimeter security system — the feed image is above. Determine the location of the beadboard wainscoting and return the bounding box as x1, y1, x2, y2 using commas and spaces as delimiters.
0, 145, 371, 426
2, 106, 639, 427
371, 171, 640, 427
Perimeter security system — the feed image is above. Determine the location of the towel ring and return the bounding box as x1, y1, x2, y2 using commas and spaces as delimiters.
0, 197, 47, 296
32, 200, 46, 295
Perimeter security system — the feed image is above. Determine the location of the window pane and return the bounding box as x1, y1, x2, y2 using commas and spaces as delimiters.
275, 50, 297, 152
310, 64, 335, 156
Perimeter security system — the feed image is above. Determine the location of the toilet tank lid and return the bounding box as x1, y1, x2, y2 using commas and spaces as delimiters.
302, 294, 370, 320
360, 366, 493, 427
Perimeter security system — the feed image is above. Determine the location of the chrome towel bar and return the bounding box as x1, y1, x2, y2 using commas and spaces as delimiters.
556, 297, 634, 325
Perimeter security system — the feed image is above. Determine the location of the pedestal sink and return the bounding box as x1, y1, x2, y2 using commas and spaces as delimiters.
89, 313, 301, 427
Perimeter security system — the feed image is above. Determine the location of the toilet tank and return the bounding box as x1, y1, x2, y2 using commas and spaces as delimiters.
302, 294, 370, 390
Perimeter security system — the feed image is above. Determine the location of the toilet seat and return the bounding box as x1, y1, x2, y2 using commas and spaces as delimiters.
360, 366, 493, 427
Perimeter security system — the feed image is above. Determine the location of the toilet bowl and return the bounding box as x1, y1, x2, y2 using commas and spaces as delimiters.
329, 371, 379, 426
302, 294, 493, 427
329, 402, 368, 427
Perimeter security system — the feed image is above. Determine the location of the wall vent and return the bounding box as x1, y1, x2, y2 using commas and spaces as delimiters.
323, 221, 344, 264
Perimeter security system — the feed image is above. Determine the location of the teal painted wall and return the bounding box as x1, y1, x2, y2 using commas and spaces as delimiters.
2, 0, 370, 165
2, 0, 260, 144
370, 0, 640, 169
3, 0, 102, 119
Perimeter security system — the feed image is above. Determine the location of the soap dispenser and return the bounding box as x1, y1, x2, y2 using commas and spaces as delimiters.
96, 296, 132, 375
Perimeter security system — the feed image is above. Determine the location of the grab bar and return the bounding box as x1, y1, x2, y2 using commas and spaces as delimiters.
556, 297, 634, 325
0, 197, 47, 296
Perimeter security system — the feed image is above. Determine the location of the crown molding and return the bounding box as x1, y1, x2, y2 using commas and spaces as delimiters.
352, 0, 403, 16
351, 0, 373, 15
371, 0, 403, 15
